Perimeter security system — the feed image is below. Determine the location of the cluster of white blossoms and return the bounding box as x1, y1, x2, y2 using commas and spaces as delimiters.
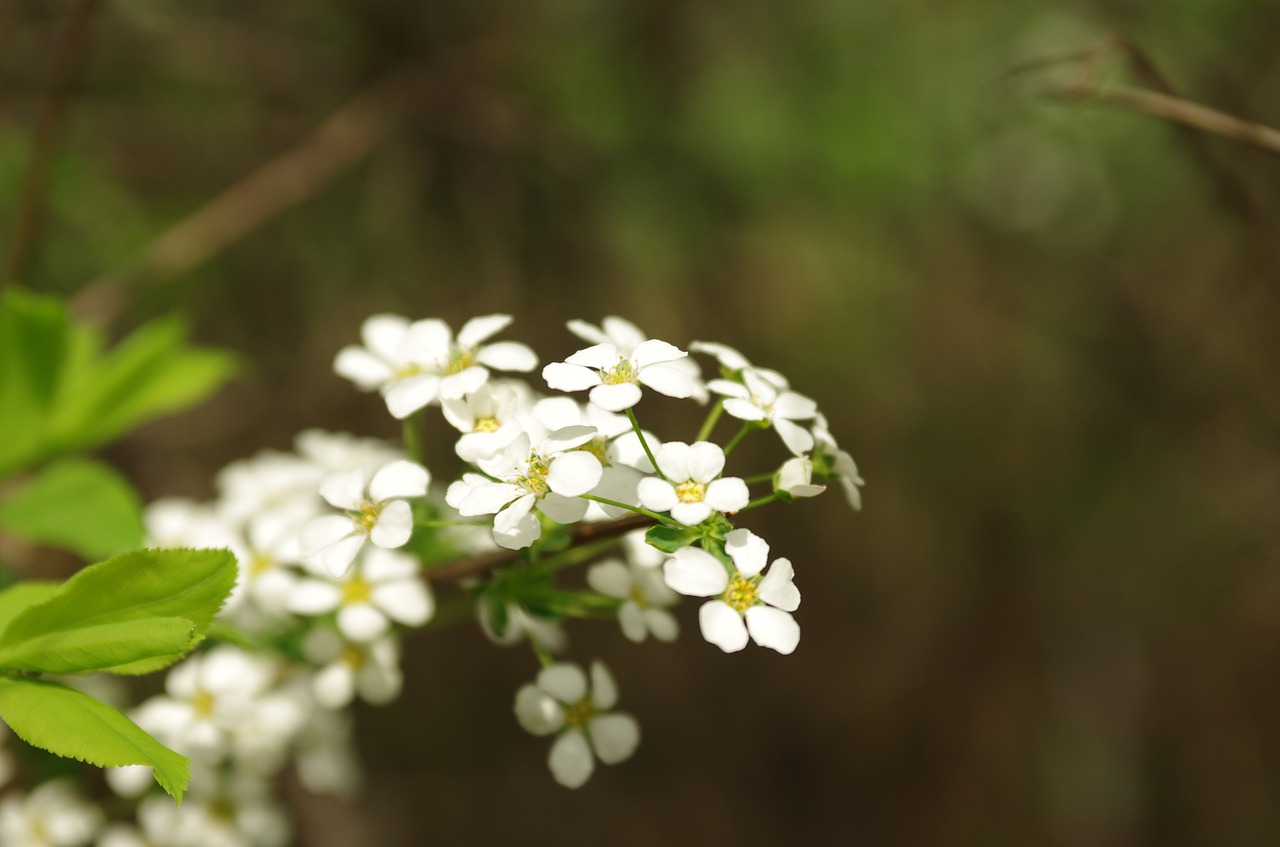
4, 314, 862, 840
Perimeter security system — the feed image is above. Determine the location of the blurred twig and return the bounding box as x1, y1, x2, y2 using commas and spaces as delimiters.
423, 513, 654, 584
5, 0, 101, 288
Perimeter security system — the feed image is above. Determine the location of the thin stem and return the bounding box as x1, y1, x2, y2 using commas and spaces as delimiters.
695, 399, 724, 443
402, 413, 424, 464
528, 632, 556, 669
741, 493, 781, 512
581, 494, 680, 528
529, 536, 627, 576
743, 472, 776, 486
722, 422, 755, 457
626, 407, 664, 480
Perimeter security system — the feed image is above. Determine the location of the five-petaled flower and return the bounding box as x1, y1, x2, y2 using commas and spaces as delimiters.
636, 441, 748, 526
542, 339, 695, 411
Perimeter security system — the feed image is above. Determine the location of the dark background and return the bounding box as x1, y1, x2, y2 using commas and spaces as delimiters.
5, 1, 1280, 844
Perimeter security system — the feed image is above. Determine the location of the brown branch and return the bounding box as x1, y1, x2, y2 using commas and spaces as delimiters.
6, 0, 101, 288
423, 513, 655, 584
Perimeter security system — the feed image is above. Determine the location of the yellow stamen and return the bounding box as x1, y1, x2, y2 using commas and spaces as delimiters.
602, 357, 636, 385
564, 698, 596, 729
722, 575, 759, 614
675, 481, 706, 503
342, 576, 373, 604
473, 416, 501, 433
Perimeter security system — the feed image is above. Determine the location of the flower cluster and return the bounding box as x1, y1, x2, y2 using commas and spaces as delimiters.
2, 314, 861, 840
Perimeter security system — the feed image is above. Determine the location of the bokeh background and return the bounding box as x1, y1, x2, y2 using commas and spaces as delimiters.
6, 0, 1280, 844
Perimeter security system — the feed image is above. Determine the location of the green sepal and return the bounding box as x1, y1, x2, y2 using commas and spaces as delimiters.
644, 524, 701, 554
0, 459, 144, 560
0, 677, 190, 800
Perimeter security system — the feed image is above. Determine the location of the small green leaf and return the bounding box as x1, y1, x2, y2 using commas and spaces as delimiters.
0, 459, 144, 559
0, 292, 69, 475
0, 616, 195, 674
0, 582, 59, 633
644, 524, 700, 554
0, 677, 189, 800
0, 548, 236, 676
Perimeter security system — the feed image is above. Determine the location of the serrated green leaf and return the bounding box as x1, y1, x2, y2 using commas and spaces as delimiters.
644, 524, 700, 554
0, 459, 144, 559
0, 292, 69, 475
0, 616, 195, 674
0, 548, 236, 676
0, 677, 189, 800
0, 582, 59, 633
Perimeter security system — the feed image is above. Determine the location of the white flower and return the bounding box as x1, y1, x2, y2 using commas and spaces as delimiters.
0, 781, 101, 847
451, 429, 603, 550
776, 456, 826, 499
811, 413, 864, 510
586, 558, 679, 642
332, 313, 417, 406
294, 429, 402, 477
298, 459, 429, 577
530, 397, 651, 517
441, 382, 531, 463
568, 317, 707, 402
542, 339, 694, 411
214, 449, 322, 527
690, 340, 789, 387
143, 498, 235, 550
663, 529, 800, 654
220, 513, 305, 622
636, 441, 749, 526
514, 661, 640, 788
708, 368, 818, 456
303, 630, 403, 709
294, 707, 363, 797
288, 548, 433, 642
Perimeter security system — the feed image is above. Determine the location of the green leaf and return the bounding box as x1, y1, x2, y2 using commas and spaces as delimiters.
0, 548, 236, 676
644, 524, 701, 554
0, 616, 195, 674
0, 677, 189, 799
0, 582, 59, 633
0, 292, 69, 475
0, 459, 144, 559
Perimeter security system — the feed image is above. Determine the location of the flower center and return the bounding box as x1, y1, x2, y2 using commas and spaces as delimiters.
675, 481, 706, 503
575, 437, 609, 464
354, 502, 382, 533
341, 646, 365, 669
564, 698, 596, 729
342, 576, 373, 604
722, 575, 759, 614
393, 363, 426, 380
445, 347, 477, 375
473, 416, 501, 433
193, 689, 216, 718
628, 584, 648, 607
249, 553, 275, 577
517, 453, 551, 496
209, 799, 237, 823
602, 357, 636, 385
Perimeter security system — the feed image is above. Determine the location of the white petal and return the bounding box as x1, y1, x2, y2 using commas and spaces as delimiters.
313, 664, 356, 709
476, 341, 537, 372
515, 685, 564, 736
338, 604, 389, 643
774, 391, 818, 421
663, 548, 729, 597
543, 362, 602, 392
588, 382, 642, 411
564, 343, 620, 369
690, 340, 750, 370
636, 364, 694, 399
590, 661, 619, 709
745, 606, 800, 654
531, 397, 585, 431
385, 374, 442, 418
757, 558, 801, 612
722, 397, 767, 421
549, 732, 594, 789
630, 338, 686, 368
361, 314, 410, 360
456, 430, 516, 463
618, 602, 647, 642
493, 508, 541, 549
319, 535, 367, 578
538, 492, 589, 524
645, 608, 679, 642
372, 581, 433, 627
319, 470, 365, 511
687, 441, 726, 482
440, 365, 489, 400
589, 713, 640, 765
457, 314, 512, 347
706, 378, 750, 399
459, 483, 524, 516
334, 348, 393, 389
361, 547, 419, 582
546, 452, 603, 497
566, 319, 612, 347
636, 478, 677, 512
287, 580, 342, 615
440, 398, 476, 433
538, 664, 588, 703
601, 316, 647, 353
541, 425, 598, 453
654, 442, 692, 481
585, 560, 632, 599
370, 500, 413, 548
592, 466, 640, 517
724, 527, 770, 577
704, 477, 749, 513
369, 460, 430, 502
699, 601, 750, 652
775, 418, 815, 456
670, 501, 712, 526
299, 516, 357, 558
357, 659, 402, 705
398, 319, 452, 363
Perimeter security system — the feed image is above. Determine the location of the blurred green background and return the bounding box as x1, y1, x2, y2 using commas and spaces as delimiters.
6, 0, 1280, 844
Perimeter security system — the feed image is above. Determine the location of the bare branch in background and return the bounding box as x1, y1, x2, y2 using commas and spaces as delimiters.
5, 0, 102, 288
